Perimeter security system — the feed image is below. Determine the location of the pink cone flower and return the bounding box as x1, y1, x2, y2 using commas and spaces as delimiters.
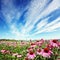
27, 51, 36, 59
27, 47, 33, 52
36, 39, 44, 47
12, 53, 18, 57
41, 48, 53, 58
36, 49, 42, 55
30, 43, 36, 48
50, 40, 58, 48
1, 49, 10, 54
1, 49, 6, 54
58, 42, 60, 48
17, 54, 22, 58
47, 44, 53, 50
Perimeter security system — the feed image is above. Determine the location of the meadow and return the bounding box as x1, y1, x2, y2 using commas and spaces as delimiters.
0, 39, 60, 60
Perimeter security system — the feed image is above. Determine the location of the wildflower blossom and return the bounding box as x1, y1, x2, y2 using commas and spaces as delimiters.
41, 48, 53, 58
27, 51, 36, 59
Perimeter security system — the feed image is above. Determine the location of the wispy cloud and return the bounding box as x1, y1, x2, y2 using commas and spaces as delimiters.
32, 17, 60, 35
45, 17, 60, 28
0, 0, 60, 39
10, 0, 60, 39
23, 0, 60, 34
24, 0, 48, 27
46, 21, 60, 32
34, 17, 49, 32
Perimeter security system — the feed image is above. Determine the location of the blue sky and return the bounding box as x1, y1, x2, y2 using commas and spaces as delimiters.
0, 0, 60, 40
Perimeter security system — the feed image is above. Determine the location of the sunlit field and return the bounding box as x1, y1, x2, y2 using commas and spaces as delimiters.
0, 39, 60, 60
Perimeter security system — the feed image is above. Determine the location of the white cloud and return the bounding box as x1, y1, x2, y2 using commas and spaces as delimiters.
38, 0, 60, 18
45, 17, 60, 28
23, 0, 60, 35
46, 22, 60, 32
1, 0, 60, 40
14, 0, 60, 39
9, 23, 31, 40
24, 0, 48, 28
19, 0, 48, 34
32, 17, 60, 35
34, 17, 49, 31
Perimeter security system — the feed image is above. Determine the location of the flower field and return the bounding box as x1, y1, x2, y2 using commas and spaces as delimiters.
0, 39, 60, 60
